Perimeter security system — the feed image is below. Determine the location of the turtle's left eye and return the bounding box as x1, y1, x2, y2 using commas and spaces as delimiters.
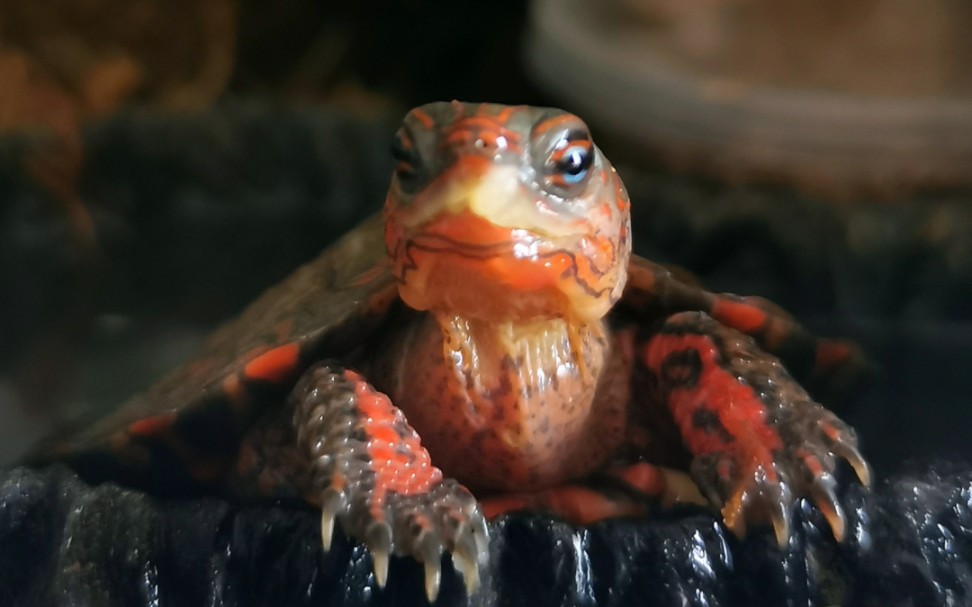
391, 130, 420, 190
546, 136, 594, 191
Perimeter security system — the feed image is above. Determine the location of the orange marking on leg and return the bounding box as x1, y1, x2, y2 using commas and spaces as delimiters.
546, 486, 647, 525
612, 462, 666, 496
343, 370, 443, 498
127, 412, 177, 437
612, 464, 708, 508
711, 299, 768, 333
330, 470, 346, 494
646, 331, 783, 480
244, 343, 300, 383
483, 487, 647, 525
821, 421, 841, 442
803, 453, 824, 477
368, 425, 403, 444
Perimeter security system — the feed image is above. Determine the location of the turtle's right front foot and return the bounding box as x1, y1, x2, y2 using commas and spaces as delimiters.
292, 363, 489, 602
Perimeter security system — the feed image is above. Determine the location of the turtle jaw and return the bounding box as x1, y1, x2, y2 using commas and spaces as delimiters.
384, 163, 629, 323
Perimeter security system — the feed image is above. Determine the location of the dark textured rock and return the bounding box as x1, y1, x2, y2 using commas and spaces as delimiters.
3, 462, 972, 606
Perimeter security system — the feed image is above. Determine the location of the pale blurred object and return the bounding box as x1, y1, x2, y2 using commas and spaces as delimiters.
526, 0, 972, 197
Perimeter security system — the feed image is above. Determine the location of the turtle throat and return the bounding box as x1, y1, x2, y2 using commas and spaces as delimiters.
377, 309, 612, 490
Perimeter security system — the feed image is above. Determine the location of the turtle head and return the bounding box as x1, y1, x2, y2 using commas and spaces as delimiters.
383, 101, 631, 323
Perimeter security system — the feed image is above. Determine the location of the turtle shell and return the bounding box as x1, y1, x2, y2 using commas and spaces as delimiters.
30, 214, 399, 494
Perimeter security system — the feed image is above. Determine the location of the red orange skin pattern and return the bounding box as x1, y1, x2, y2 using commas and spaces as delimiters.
342, 369, 443, 503
644, 331, 782, 480
39, 103, 870, 565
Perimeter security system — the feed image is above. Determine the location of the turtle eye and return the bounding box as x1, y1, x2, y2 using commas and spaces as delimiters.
391, 130, 420, 189
546, 135, 594, 191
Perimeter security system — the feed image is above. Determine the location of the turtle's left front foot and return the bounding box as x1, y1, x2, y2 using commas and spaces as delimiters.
645, 311, 871, 546
292, 362, 489, 601
695, 407, 870, 546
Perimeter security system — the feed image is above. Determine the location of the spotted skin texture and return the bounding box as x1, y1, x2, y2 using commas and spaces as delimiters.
31, 102, 872, 601
367, 308, 631, 494
289, 363, 487, 598
620, 256, 869, 398
642, 311, 866, 544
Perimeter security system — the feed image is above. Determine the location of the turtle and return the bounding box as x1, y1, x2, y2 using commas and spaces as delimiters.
32, 101, 872, 602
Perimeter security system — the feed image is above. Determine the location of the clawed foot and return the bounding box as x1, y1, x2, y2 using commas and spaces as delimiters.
293, 363, 489, 602
319, 479, 489, 602
694, 410, 871, 546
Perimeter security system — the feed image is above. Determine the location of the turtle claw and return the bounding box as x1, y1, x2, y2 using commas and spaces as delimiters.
322, 479, 486, 600
810, 472, 847, 542
719, 466, 793, 547
452, 552, 480, 596
423, 558, 442, 603
373, 550, 390, 589
769, 492, 792, 548
452, 525, 482, 596
416, 531, 443, 602
470, 510, 490, 562
320, 512, 335, 551
319, 489, 346, 551
295, 367, 488, 599
366, 521, 393, 588
832, 435, 872, 487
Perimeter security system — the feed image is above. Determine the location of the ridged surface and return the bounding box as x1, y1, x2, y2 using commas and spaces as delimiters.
3, 462, 972, 606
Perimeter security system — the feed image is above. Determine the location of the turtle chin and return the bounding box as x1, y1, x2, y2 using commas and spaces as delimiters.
388, 213, 623, 323
396, 254, 573, 322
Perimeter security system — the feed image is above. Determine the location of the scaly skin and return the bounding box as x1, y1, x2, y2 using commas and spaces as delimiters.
235, 102, 870, 600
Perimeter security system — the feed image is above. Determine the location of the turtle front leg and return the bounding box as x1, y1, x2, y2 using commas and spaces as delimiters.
291, 362, 488, 601
640, 311, 871, 546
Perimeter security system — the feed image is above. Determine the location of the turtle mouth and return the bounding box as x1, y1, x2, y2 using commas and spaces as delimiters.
388, 209, 608, 322
384, 163, 627, 322
406, 210, 541, 260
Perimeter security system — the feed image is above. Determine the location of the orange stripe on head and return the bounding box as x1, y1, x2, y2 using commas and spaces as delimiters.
243, 343, 301, 383
410, 108, 435, 129
453, 116, 506, 130
532, 114, 579, 136
495, 105, 516, 124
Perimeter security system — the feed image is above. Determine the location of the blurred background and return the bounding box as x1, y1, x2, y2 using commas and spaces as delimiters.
1, 0, 971, 476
